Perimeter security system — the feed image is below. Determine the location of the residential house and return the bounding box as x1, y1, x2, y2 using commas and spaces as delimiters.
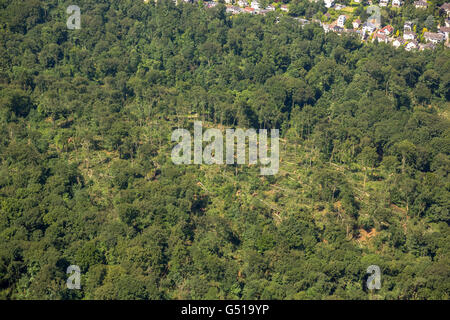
280, 4, 289, 12
404, 21, 414, 31
226, 5, 242, 14
243, 7, 256, 14
414, 0, 428, 9
403, 31, 416, 40
392, 0, 403, 7
362, 22, 376, 34
333, 25, 344, 33
419, 42, 436, 50
405, 40, 419, 51
335, 4, 346, 10
379, 0, 389, 7
251, 0, 260, 10
373, 33, 389, 43
392, 38, 406, 48
295, 18, 310, 26
446, 18, 450, 27
205, 1, 218, 8
238, 0, 248, 7
378, 25, 394, 35
439, 26, 450, 41
337, 15, 347, 27
424, 32, 445, 43
266, 4, 275, 11
353, 19, 361, 29
441, 3, 450, 17
324, 0, 335, 8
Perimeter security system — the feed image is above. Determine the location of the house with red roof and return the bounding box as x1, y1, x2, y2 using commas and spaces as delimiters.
243, 7, 255, 14
378, 25, 394, 36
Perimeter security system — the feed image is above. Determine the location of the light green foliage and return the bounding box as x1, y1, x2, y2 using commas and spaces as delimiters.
0, 0, 448, 300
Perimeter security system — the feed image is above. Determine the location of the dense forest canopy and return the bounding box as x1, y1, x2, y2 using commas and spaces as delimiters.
0, 0, 449, 299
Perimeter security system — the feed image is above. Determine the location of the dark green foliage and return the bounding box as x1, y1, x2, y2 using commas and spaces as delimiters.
0, 0, 448, 300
